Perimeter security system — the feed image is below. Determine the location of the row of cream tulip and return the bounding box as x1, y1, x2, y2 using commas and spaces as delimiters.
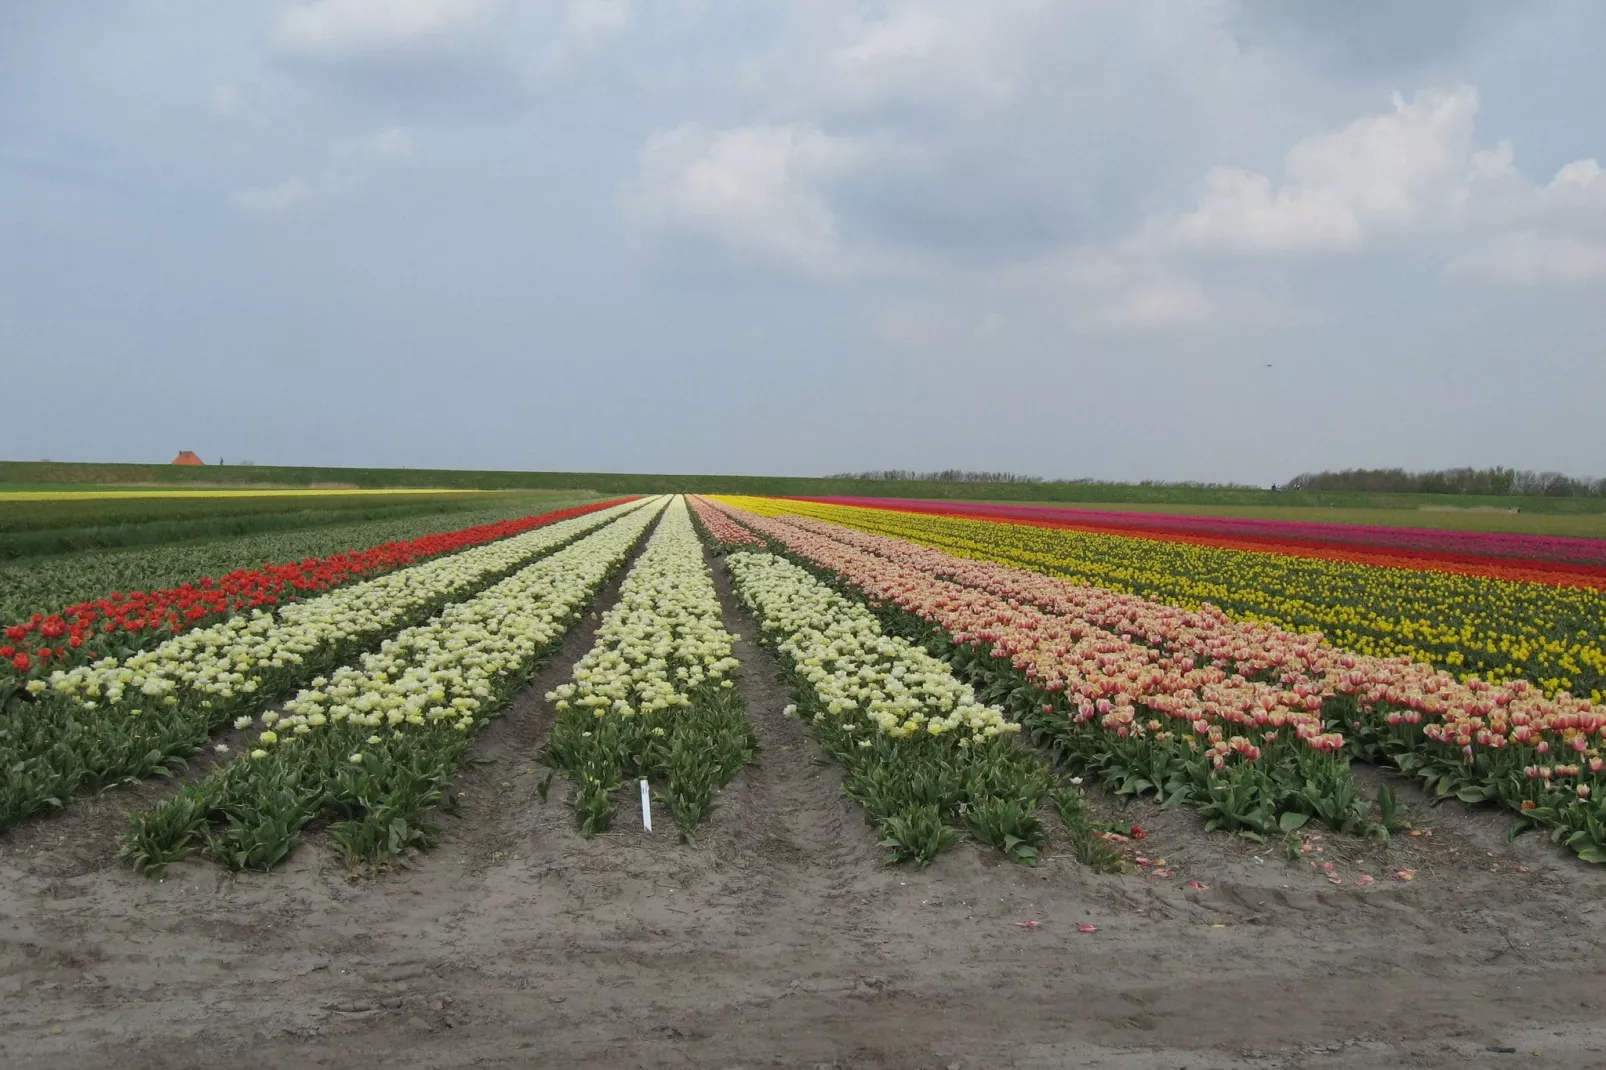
542, 496, 753, 837
723, 549, 1061, 866
268, 496, 668, 747
725, 550, 1015, 744
549, 496, 739, 720
44, 496, 655, 712
119, 496, 670, 874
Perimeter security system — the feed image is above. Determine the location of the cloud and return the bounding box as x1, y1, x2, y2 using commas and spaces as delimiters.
208, 83, 243, 119
1165, 87, 1479, 253
1121, 85, 1606, 289
565, 0, 630, 47
370, 126, 414, 159
1449, 158, 1606, 285
1447, 230, 1606, 286
272, 0, 501, 59
1232, 0, 1542, 75
229, 127, 416, 215
820, 2, 1017, 117
627, 122, 916, 280
230, 177, 315, 216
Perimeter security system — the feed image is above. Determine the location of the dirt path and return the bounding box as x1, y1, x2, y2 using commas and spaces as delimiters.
3, 543, 1606, 1068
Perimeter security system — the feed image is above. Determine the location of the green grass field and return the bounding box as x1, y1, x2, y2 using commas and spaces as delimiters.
6, 460, 1606, 517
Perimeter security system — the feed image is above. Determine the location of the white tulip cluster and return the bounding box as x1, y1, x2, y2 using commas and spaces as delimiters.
47, 498, 651, 713
725, 551, 1018, 745
548, 497, 739, 718
268, 497, 668, 749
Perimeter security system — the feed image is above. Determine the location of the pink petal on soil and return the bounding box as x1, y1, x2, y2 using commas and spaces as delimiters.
1078, 924, 1098, 934
1187, 880, 1209, 890
1354, 875, 1375, 886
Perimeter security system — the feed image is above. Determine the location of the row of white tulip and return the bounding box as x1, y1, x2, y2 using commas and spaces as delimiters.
45, 497, 652, 713
548, 496, 739, 719
265, 496, 668, 752
723, 550, 1017, 745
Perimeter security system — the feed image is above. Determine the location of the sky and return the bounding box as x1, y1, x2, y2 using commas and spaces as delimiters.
2, 0, 1604, 485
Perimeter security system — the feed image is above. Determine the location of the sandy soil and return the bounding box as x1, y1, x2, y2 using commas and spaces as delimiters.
3, 545, 1605, 1069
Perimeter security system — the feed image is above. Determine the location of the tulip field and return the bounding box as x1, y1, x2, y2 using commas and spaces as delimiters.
1, 486, 1604, 876
697, 495, 1606, 863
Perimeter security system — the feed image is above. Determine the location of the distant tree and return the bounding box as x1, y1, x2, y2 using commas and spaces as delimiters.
1285, 466, 1603, 497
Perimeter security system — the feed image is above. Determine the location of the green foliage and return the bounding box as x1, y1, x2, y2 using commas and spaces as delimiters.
542, 684, 758, 841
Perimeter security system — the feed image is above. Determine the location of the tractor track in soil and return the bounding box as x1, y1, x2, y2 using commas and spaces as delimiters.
2, 521, 1606, 1067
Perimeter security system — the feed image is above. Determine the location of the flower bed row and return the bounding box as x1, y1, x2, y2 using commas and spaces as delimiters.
120, 497, 667, 874
542, 496, 753, 839
788, 496, 1606, 573
687, 494, 765, 548
721, 545, 1080, 867
711, 498, 1606, 860
1, 498, 636, 679
0, 499, 654, 831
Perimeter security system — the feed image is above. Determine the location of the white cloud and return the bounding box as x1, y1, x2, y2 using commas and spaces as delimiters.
1447, 230, 1606, 286
1167, 87, 1479, 253
628, 122, 913, 280
230, 177, 315, 216
230, 127, 415, 216
370, 127, 414, 160
822, 3, 1017, 115
1118, 85, 1606, 290
272, 0, 501, 58
565, 0, 630, 46
1448, 157, 1606, 284
208, 83, 242, 119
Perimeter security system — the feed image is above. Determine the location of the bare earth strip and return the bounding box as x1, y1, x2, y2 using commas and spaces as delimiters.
2, 541, 1605, 1068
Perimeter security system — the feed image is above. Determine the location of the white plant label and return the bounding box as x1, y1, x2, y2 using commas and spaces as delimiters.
640, 778, 652, 832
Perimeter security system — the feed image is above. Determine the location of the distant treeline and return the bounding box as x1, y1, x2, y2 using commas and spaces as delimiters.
1285, 467, 1605, 497
829, 469, 1047, 484
830, 470, 1259, 490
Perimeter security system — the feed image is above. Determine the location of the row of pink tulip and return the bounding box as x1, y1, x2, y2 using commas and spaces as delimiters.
687, 495, 765, 547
